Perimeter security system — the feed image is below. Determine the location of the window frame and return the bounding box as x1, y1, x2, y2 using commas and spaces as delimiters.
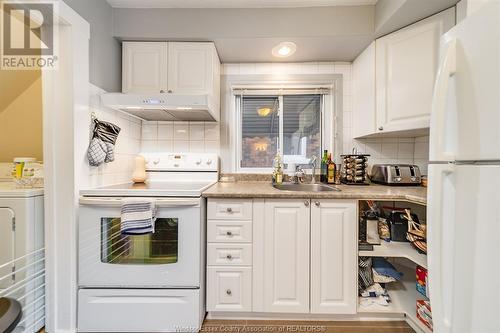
235, 86, 334, 173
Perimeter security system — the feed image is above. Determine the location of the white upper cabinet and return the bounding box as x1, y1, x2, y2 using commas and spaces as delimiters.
122, 42, 167, 94
352, 8, 455, 137
310, 200, 357, 314
352, 42, 376, 138
261, 199, 310, 313
375, 8, 455, 134
168, 42, 217, 95
122, 42, 220, 104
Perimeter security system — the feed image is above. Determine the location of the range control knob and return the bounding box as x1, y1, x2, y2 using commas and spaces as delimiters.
206, 159, 212, 165
153, 159, 160, 165
195, 159, 202, 165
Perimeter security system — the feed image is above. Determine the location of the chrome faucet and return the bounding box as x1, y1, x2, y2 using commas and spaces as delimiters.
292, 155, 318, 184
293, 165, 305, 184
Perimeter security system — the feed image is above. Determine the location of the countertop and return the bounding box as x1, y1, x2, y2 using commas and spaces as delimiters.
202, 181, 427, 205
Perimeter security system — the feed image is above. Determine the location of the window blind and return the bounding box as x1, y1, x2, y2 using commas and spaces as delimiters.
239, 94, 322, 169
233, 87, 331, 96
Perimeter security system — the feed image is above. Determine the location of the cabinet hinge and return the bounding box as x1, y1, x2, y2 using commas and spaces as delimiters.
12, 217, 15, 231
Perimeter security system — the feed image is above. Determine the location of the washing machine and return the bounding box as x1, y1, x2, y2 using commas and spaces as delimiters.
0, 182, 44, 333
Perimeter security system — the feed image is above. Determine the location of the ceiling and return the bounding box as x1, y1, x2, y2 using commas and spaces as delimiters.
110, 0, 458, 62
107, 0, 378, 9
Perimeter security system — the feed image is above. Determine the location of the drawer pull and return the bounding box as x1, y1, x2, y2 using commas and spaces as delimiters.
226, 207, 233, 213
226, 254, 233, 260
226, 289, 232, 295
226, 231, 233, 236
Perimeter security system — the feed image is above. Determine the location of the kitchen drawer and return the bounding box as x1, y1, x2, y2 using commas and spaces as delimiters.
207, 220, 252, 243
207, 243, 252, 266
207, 266, 252, 312
78, 288, 202, 332
208, 199, 253, 220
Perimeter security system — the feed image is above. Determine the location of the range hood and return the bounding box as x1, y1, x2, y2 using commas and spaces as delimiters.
101, 93, 218, 122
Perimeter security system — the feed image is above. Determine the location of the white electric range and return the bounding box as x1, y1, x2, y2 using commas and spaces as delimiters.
77, 153, 218, 333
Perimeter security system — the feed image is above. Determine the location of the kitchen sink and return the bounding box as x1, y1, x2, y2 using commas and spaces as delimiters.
272, 183, 341, 192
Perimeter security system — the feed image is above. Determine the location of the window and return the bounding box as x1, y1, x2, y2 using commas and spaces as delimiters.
240, 96, 279, 168
237, 92, 323, 170
101, 217, 178, 265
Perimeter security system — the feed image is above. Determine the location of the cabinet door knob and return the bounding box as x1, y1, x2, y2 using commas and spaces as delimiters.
378, 126, 384, 131
160, 89, 165, 93
226, 289, 232, 295
168, 90, 173, 93
226, 231, 233, 236
304, 200, 310, 207
315, 201, 320, 207
226, 254, 233, 260
226, 207, 233, 213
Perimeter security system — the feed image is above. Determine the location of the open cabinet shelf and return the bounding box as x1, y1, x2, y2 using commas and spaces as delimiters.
359, 241, 427, 268
358, 262, 432, 333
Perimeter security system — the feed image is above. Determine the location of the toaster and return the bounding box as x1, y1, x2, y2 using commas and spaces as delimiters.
370, 164, 422, 186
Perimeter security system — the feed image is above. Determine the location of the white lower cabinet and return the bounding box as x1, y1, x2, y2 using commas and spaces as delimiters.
310, 200, 357, 314
262, 199, 310, 313
207, 199, 253, 312
207, 267, 252, 312
207, 243, 252, 266
206, 198, 357, 316
252, 199, 357, 315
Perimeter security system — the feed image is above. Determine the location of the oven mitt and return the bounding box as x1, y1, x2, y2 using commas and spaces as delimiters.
104, 142, 115, 163
87, 137, 108, 166
94, 120, 121, 144
92, 119, 121, 164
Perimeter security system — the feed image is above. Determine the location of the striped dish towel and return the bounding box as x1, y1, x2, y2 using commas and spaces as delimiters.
120, 199, 156, 235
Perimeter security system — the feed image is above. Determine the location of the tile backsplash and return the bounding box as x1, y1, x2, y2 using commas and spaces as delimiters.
353, 136, 430, 175
83, 63, 430, 186
140, 121, 220, 154
413, 136, 430, 174
87, 84, 142, 187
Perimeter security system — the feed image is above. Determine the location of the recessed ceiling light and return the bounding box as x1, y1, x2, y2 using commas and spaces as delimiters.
272, 42, 297, 58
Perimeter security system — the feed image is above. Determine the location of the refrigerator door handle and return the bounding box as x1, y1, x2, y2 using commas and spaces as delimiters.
430, 38, 457, 162
428, 164, 455, 333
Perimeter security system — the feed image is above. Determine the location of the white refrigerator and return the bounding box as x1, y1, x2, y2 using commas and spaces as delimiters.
427, 1, 500, 333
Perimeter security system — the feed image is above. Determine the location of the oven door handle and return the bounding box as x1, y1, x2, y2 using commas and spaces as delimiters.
79, 197, 201, 207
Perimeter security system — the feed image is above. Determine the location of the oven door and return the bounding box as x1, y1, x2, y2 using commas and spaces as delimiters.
78, 197, 202, 288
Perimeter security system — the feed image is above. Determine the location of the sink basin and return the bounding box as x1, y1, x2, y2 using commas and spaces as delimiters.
273, 183, 341, 192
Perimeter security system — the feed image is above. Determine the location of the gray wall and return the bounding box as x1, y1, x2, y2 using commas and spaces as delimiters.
112, 6, 375, 62
64, 0, 121, 92
375, 0, 458, 36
